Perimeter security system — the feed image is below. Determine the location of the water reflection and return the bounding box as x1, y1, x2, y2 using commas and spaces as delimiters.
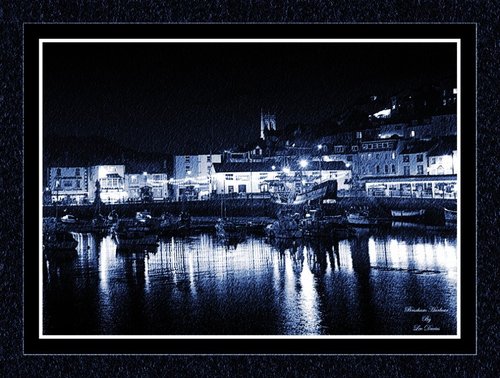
43, 228, 457, 336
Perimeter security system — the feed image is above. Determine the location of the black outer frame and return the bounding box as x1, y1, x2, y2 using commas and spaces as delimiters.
24, 23, 476, 355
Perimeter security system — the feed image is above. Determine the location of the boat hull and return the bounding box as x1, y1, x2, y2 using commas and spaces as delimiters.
444, 208, 457, 222
43, 231, 78, 251
114, 234, 158, 250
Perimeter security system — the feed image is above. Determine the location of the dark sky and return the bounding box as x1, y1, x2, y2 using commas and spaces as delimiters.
43, 42, 456, 154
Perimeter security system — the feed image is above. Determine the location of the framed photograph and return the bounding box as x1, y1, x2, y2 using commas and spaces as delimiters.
24, 24, 476, 355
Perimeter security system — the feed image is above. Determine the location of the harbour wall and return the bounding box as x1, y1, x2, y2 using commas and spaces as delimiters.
43, 196, 457, 224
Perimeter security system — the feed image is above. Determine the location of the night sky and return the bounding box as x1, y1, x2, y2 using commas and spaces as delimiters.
43, 42, 456, 154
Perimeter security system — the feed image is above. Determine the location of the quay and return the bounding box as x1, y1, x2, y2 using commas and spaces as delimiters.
43, 196, 457, 226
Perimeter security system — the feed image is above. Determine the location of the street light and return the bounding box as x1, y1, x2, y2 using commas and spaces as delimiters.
317, 145, 324, 184
299, 159, 308, 168
282, 167, 290, 174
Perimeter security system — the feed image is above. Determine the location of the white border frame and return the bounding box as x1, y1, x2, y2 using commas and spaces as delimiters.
38, 38, 461, 342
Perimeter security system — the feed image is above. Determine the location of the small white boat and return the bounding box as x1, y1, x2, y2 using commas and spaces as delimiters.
60, 214, 78, 224
390, 209, 426, 218
346, 212, 373, 226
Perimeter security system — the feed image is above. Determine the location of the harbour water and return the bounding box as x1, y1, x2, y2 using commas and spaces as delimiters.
43, 227, 457, 336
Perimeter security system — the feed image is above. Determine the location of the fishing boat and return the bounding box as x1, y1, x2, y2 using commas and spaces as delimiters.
90, 214, 111, 236
390, 209, 426, 221
43, 230, 78, 251
299, 209, 347, 237
270, 179, 337, 206
112, 219, 158, 250
215, 218, 247, 239
346, 210, 387, 227
158, 211, 191, 235
265, 212, 303, 239
444, 208, 457, 223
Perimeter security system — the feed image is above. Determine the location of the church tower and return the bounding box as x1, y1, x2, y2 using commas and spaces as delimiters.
260, 110, 276, 140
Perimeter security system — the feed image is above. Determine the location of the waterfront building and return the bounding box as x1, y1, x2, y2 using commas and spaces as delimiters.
211, 162, 280, 195
211, 160, 351, 195
378, 114, 457, 140
174, 154, 222, 180
427, 137, 458, 175
124, 172, 169, 201
88, 165, 128, 204
363, 174, 457, 199
357, 138, 402, 178
398, 139, 437, 176
47, 166, 89, 204
172, 154, 222, 201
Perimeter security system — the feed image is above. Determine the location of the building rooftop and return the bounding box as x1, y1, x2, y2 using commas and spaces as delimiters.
213, 160, 348, 173
400, 140, 437, 155
427, 137, 457, 157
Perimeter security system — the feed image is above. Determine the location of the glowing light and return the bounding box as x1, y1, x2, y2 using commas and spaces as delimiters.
317, 144, 323, 150
271, 165, 276, 170
282, 167, 290, 174
299, 160, 308, 168
143, 171, 148, 176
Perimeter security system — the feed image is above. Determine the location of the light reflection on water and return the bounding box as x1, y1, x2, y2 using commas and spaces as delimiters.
43, 229, 457, 336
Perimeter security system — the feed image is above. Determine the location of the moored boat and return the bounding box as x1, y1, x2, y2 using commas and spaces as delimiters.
299, 209, 346, 237
158, 211, 191, 235
265, 213, 303, 239
43, 230, 78, 251
112, 219, 158, 250
270, 179, 337, 206
346, 210, 388, 227
390, 209, 426, 221
444, 208, 457, 222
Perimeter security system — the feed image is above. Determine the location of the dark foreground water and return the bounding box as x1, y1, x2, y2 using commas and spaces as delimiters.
43, 227, 457, 336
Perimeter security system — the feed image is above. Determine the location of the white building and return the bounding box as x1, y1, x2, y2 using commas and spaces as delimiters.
88, 165, 128, 204
427, 138, 457, 176
397, 139, 437, 176
364, 174, 457, 199
174, 154, 222, 180
47, 166, 89, 204
211, 161, 351, 195
211, 162, 281, 195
